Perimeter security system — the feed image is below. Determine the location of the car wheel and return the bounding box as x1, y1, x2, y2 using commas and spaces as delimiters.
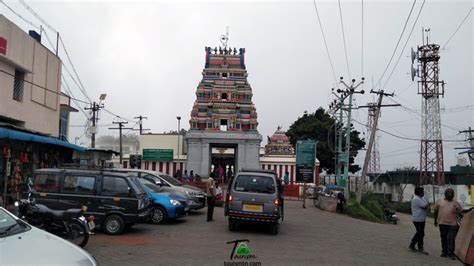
228, 219, 237, 232
270, 222, 279, 235
151, 207, 167, 224
103, 214, 124, 235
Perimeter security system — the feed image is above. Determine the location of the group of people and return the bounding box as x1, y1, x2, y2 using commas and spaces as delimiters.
174, 169, 201, 183
210, 164, 233, 184
410, 187, 467, 260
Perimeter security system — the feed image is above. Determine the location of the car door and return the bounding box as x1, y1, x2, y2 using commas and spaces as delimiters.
97, 175, 138, 221
56, 173, 97, 214
32, 171, 62, 209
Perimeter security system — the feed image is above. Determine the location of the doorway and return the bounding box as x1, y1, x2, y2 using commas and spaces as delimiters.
210, 144, 237, 184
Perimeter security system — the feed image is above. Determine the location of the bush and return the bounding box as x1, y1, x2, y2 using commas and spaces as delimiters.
345, 198, 383, 223
363, 200, 384, 219
395, 201, 412, 214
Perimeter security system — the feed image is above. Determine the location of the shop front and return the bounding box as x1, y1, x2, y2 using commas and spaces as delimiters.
0, 126, 85, 206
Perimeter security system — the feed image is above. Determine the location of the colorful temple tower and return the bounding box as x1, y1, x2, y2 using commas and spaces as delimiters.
189, 46, 258, 131
264, 126, 295, 156
185, 44, 262, 177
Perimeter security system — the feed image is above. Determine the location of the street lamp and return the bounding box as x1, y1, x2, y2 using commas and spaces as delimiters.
177, 116, 181, 160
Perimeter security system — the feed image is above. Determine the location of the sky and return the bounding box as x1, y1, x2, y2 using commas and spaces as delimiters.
1, 0, 472, 171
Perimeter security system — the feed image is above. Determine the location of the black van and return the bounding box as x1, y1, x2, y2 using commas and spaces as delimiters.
29, 168, 150, 235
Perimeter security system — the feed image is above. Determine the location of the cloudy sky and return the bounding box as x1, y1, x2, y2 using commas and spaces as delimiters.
2, 0, 472, 171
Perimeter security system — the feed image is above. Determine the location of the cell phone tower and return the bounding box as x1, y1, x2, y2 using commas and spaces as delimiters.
411, 29, 446, 185
366, 103, 380, 174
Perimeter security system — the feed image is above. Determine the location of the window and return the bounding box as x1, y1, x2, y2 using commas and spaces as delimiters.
222, 73, 228, 78
220, 119, 228, 131
33, 174, 60, 193
61, 175, 96, 194
13, 69, 25, 102
221, 93, 228, 100
233, 175, 275, 194
101, 176, 130, 197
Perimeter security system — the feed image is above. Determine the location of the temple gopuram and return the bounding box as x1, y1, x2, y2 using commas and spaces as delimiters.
185, 43, 262, 177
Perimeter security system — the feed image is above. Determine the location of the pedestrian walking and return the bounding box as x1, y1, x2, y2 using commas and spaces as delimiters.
336, 191, 346, 213
283, 172, 290, 185
206, 177, 216, 222
409, 187, 429, 255
434, 188, 462, 260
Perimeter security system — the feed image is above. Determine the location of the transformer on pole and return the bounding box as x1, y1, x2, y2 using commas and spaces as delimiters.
411, 29, 446, 186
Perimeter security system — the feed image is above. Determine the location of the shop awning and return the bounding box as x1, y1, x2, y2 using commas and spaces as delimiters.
0, 127, 86, 152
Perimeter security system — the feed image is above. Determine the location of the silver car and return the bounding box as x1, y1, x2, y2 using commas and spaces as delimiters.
0, 207, 98, 265
122, 169, 207, 210
225, 170, 283, 235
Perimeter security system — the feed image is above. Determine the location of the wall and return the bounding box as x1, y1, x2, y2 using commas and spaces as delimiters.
0, 15, 61, 136
140, 134, 184, 159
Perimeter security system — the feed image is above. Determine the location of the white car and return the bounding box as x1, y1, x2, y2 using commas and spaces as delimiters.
0, 207, 98, 266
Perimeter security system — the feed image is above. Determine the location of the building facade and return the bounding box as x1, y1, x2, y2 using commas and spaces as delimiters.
0, 15, 83, 205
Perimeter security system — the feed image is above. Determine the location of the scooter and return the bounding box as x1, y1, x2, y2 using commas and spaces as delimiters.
383, 208, 399, 225
15, 180, 95, 247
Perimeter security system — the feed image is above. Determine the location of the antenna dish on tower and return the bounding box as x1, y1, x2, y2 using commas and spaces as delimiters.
411, 47, 418, 65
411, 65, 418, 81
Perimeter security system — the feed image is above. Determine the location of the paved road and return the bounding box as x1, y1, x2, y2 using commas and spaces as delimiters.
85, 200, 461, 265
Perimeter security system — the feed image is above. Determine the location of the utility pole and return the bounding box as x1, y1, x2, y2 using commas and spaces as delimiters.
85, 101, 104, 148
329, 77, 364, 195
458, 127, 474, 166
176, 116, 181, 160
339, 77, 365, 195
109, 121, 133, 164
356, 90, 399, 203
133, 115, 150, 135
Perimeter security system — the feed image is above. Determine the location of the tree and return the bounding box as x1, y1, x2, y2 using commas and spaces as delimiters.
286, 107, 366, 174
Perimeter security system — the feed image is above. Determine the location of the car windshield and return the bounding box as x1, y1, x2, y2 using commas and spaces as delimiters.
160, 174, 182, 186
129, 176, 146, 194
233, 175, 276, 194
0, 209, 22, 236
139, 178, 164, 193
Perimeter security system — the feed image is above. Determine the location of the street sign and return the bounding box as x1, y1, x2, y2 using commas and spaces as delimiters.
296, 140, 316, 167
295, 165, 314, 183
142, 149, 173, 161
295, 140, 317, 183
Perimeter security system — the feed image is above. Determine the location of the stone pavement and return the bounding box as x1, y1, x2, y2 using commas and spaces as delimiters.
85, 200, 462, 265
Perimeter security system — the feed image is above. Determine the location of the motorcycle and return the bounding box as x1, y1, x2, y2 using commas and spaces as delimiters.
383, 208, 399, 225
14, 180, 95, 247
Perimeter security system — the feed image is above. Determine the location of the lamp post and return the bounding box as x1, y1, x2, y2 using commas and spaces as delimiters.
177, 116, 181, 160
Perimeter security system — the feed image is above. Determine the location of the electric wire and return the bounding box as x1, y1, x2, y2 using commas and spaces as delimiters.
338, 0, 351, 78
442, 7, 473, 50
0, 0, 40, 30
361, 0, 364, 77
312, 0, 339, 85
382, 0, 426, 89
376, 0, 417, 89
19, 0, 57, 33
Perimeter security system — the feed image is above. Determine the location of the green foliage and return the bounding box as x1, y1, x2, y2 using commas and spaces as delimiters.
286, 108, 365, 174
363, 200, 384, 219
345, 198, 383, 223
395, 201, 412, 214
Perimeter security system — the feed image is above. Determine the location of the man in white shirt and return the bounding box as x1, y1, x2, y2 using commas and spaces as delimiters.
409, 187, 429, 255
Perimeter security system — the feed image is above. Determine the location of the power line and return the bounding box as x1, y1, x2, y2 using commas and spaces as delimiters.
442, 7, 473, 50
312, 0, 338, 85
0, 0, 40, 30
381, 0, 425, 89
338, 0, 351, 78
103, 108, 134, 123
361, 0, 364, 77
58, 35, 92, 103
376, 0, 417, 89
19, 0, 57, 33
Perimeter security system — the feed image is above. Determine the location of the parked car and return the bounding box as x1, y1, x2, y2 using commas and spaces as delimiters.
0, 207, 98, 265
29, 168, 151, 235
123, 169, 206, 210
225, 169, 283, 235
138, 178, 189, 224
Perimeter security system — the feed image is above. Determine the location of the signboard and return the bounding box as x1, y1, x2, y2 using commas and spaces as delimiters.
142, 149, 173, 161
296, 140, 316, 167
295, 165, 314, 183
0, 37, 7, 55
295, 140, 317, 183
